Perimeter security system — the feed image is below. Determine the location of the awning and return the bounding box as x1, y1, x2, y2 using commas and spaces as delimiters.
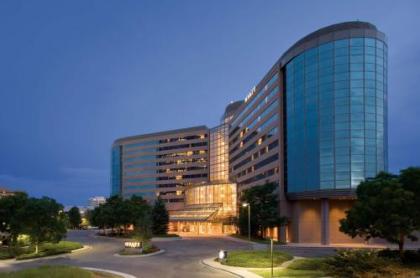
169, 203, 221, 222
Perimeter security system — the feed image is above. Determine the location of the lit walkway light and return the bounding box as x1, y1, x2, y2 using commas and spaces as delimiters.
242, 202, 251, 241
218, 250, 227, 260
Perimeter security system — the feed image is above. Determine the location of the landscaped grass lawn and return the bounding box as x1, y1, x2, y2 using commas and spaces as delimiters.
287, 258, 326, 270
251, 258, 326, 278
0, 265, 120, 278
0, 241, 83, 260
219, 250, 293, 268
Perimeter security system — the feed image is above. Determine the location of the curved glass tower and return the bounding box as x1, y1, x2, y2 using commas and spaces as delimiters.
284, 23, 387, 194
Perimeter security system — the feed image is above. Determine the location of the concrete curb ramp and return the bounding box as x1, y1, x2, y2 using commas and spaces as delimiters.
201, 258, 261, 278
83, 267, 136, 278
113, 249, 165, 258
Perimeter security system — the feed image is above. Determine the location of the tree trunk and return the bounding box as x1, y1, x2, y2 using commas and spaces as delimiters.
35, 243, 39, 254
398, 233, 405, 259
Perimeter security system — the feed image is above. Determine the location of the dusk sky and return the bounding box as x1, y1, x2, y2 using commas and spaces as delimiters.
1, 0, 419, 206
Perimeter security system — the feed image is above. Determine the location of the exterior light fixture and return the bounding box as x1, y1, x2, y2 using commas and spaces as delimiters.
242, 203, 251, 241
218, 250, 227, 260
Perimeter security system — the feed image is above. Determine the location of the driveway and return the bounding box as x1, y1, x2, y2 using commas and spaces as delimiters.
0, 230, 252, 278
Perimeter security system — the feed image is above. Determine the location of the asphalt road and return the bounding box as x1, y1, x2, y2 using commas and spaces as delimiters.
0, 230, 252, 278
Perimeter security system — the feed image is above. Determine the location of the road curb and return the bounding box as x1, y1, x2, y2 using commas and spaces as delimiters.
201, 258, 262, 278
113, 249, 165, 258
83, 267, 137, 278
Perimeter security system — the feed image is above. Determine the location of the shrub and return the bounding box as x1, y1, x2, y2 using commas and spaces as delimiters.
15, 241, 82, 260
378, 248, 420, 264
324, 249, 416, 278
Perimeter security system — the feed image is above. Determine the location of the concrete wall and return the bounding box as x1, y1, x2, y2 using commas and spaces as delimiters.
290, 200, 321, 243
289, 199, 365, 244
329, 200, 364, 244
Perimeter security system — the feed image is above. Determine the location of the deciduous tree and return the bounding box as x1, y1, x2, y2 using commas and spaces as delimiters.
340, 172, 417, 257
0, 192, 28, 246
22, 197, 67, 254
68, 206, 82, 229
151, 198, 169, 235
238, 183, 286, 238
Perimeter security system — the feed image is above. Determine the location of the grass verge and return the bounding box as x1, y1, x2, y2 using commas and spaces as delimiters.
0, 265, 121, 278
218, 250, 292, 268
251, 258, 326, 278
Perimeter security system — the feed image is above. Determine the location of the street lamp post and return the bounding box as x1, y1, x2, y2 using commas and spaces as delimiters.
242, 203, 251, 241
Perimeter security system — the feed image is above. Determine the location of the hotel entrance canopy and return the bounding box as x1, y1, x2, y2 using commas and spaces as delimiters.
169, 203, 221, 222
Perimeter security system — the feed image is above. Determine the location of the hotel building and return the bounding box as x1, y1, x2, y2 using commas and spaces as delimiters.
111, 126, 209, 211
111, 21, 388, 244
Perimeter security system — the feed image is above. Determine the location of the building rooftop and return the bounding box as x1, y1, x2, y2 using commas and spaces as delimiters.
114, 125, 209, 145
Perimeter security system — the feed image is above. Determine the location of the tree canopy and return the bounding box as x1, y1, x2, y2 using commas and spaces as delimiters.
340, 169, 420, 256
0, 194, 67, 253
22, 197, 67, 253
0, 192, 29, 246
68, 206, 82, 229
151, 198, 169, 235
89, 195, 157, 240
238, 182, 286, 238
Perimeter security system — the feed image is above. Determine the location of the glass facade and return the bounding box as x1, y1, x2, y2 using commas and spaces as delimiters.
286, 37, 387, 192
209, 124, 230, 182
185, 183, 237, 218
111, 145, 122, 196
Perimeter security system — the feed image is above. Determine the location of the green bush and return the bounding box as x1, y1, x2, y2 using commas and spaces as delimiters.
0, 247, 30, 260
324, 249, 416, 278
15, 241, 83, 260
378, 249, 420, 264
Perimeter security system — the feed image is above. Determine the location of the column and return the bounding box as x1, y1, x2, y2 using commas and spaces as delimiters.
321, 198, 330, 245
